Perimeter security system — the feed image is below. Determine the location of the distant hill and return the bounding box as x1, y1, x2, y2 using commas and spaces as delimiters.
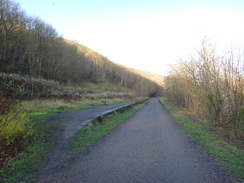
130, 69, 164, 87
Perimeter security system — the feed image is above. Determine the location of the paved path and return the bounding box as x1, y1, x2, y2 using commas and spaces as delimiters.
38, 98, 234, 183
40, 102, 127, 171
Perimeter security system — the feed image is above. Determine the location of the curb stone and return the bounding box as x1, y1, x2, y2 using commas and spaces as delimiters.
70, 98, 150, 133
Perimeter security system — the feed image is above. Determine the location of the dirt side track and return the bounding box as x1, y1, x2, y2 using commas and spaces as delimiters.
38, 98, 237, 183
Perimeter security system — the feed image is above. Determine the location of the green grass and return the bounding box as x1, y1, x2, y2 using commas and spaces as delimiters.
0, 98, 131, 183
22, 98, 128, 114
160, 98, 244, 178
70, 104, 144, 154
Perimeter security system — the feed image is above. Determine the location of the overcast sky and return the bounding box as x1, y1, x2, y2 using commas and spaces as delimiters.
15, 0, 244, 75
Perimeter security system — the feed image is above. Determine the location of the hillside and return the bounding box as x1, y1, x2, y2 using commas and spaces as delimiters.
0, 0, 162, 98
64, 39, 164, 87
0, 36, 163, 98
0, 0, 164, 98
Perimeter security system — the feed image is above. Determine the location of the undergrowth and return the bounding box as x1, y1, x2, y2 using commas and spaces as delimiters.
160, 98, 244, 179
0, 91, 33, 169
0, 105, 61, 183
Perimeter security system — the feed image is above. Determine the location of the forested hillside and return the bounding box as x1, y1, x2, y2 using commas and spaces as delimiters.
0, 0, 163, 97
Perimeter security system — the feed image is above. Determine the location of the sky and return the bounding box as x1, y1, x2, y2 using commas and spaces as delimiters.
14, 0, 244, 75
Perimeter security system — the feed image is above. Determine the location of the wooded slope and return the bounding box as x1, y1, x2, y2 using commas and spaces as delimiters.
0, 0, 163, 97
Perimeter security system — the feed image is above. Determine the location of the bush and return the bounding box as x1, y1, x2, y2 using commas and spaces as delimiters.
0, 91, 13, 115
0, 91, 33, 167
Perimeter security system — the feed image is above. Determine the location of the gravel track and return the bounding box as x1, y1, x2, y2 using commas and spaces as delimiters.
38, 98, 237, 183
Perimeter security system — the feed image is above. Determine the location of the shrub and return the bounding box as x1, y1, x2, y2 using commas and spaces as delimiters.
0, 91, 13, 115
0, 91, 33, 167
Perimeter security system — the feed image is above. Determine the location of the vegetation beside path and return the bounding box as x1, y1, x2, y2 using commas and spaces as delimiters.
160, 98, 244, 179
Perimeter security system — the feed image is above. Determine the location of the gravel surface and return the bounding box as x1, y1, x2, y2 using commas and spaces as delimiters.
38, 98, 238, 183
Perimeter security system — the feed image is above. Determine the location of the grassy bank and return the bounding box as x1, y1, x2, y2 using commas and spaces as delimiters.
70, 104, 144, 154
22, 97, 130, 114
0, 97, 131, 183
160, 98, 244, 178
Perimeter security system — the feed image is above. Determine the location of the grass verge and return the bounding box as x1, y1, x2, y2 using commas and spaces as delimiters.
70, 104, 144, 154
22, 98, 130, 114
0, 98, 131, 183
160, 98, 244, 178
